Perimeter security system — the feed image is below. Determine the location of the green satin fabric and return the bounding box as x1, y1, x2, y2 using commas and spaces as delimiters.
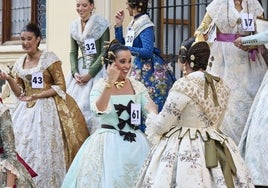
204, 71, 220, 106
205, 139, 237, 188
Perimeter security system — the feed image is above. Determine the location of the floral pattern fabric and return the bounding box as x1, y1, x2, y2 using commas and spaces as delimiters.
196, 0, 267, 144
135, 71, 254, 188
239, 71, 268, 186
115, 14, 176, 112
11, 51, 89, 188
0, 103, 36, 187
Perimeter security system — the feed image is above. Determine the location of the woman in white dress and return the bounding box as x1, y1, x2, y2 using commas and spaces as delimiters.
234, 30, 268, 188
194, 0, 267, 144
66, 0, 110, 133
0, 22, 89, 188
135, 37, 254, 188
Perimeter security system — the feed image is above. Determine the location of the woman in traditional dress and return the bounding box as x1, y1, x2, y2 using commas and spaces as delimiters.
114, 0, 176, 117
135, 37, 254, 188
61, 40, 151, 188
0, 22, 89, 188
66, 0, 110, 133
0, 99, 36, 188
194, 0, 267, 144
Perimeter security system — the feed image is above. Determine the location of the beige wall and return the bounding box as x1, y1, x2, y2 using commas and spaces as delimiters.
0, 0, 132, 77
47, 0, 131, 77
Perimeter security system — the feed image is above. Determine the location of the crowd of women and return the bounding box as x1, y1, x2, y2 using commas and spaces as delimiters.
0, 0, 267, 187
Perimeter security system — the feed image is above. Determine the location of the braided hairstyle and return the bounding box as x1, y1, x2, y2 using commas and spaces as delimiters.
102, 39, 130, 68
179, 37, 210, 71
128, 0, 148, 14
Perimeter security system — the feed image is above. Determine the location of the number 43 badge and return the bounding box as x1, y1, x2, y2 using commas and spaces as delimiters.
131, 103, 141, 125
32, 72, 43, 88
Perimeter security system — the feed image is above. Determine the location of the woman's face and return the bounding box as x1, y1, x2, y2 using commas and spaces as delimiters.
20, 31, 40, 53
126, 1, 134, 16
114, 50, 132, 80
76, 0, 94, 20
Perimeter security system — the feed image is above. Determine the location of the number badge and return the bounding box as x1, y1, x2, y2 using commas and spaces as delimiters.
32, 72, 43, 88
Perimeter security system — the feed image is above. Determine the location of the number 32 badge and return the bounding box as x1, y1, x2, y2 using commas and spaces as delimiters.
84, 38, 97, 55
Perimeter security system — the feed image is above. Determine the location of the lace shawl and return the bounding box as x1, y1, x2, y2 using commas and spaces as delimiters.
70, 14, 109, 42
126, 14, 154, 39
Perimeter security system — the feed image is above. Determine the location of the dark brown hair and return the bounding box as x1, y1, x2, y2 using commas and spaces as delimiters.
102, 39, 130, 68
21, 22, 42, 46
128, 0, 148, 14
179, 37, 210, 71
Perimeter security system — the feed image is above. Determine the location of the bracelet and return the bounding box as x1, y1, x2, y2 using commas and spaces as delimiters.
105, 81, 112, 89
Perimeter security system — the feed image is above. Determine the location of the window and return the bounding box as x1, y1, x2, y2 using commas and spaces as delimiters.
0, 0, 46, 44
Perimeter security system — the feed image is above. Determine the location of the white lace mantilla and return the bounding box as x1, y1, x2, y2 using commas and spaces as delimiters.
13, 51, 60, 80
70, 14, 109, 42
126, 14, 154, 39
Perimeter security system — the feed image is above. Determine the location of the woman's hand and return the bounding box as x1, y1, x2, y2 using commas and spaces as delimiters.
77, 73, 92, 85
74, 72, 91, 86
145, 97, 158, 114
106, 63, 120, 84
19, 93, 40, 101
0, 71, 11, 81
234, 37, 249, 51
115, 10, 125, 27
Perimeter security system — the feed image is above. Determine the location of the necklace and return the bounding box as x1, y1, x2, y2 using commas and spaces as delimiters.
114, 80, 125, 89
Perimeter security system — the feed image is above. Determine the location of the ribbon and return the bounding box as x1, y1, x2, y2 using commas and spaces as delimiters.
114, 100, 134, 116
204, 72, 220, 106
249, 49, 258, 61
0, 147, 38, 177
101, 125, 137, 142
216, 33, 258, 61
119, 131, 136, 142
205, 139, 237, 188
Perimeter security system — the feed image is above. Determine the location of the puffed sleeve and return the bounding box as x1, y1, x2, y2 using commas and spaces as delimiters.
90, 79, 113, 115
194, 12, 213, 36
145, 90, 190, 145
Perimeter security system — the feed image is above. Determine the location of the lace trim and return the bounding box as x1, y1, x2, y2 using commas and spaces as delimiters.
13, 51, 60, 80
0, 160, 20, 178
51, 85, 66, 100
91, 77, 148, 114
206, 0, 263, 33
70, 14, 109, 42
172, 76, 229, 124
126, 14, 154, 39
